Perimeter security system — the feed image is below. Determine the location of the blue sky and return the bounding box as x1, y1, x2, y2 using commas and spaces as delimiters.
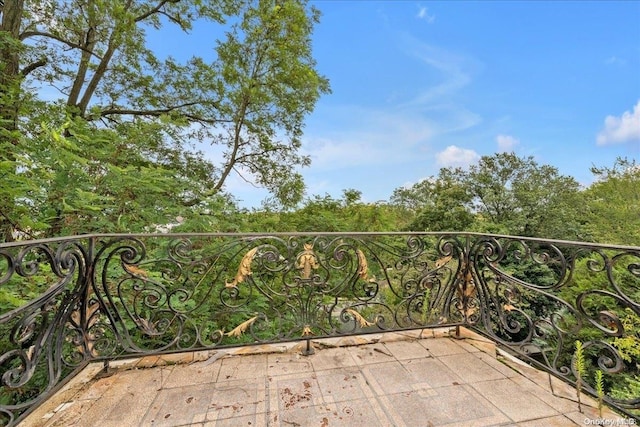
168, 1, 640, 208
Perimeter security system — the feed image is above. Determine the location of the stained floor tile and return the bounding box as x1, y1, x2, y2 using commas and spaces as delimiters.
25, 334, 630, 427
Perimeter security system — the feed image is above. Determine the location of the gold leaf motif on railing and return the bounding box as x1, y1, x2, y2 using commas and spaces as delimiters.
226, 316, 258, 338
70, 302, 100, 328
226, 247, 258, 288
346, 308, 374, 328
456, 262, 478, 320
125, 264, 148, 277
503, 304, 516, 311
297, 243, 319, 279
135, 316, 160, 336
435, 254, 452, 269
356, 249, 370, 281
302, 325, 313, 336
463, 269, 476, 299
70, 302, 102, 358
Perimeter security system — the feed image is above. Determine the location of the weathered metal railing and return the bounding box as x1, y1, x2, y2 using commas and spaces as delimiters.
1, 233, 638, 425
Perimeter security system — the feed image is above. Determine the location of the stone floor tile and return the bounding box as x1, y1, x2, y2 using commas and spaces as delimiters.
68, 367, 166, 426
102, 393, 158, 426
163, 361, 219, 389
267, 398, 390, 427
78, 374, 119, 400
361, 360, 420, 395
40, 399, 97, 427
564, 407, 631, 425
517, 415, 579, 426
308, 346, 358, 371
205, 378, 267, 422
78, 390, 158, 427
451, 337, 486, 353
382, 339, 433, 360
402, 357, 464, 388
141, 383, 218, 426
349, 343, 397, 366
438, 352, 508, 384
420, 337, 469, 356
469, 377, 558, 422
25, 336, 633, 427
205, 413, 265, 427
377, 384, 510, 427
218, 353, 268, 380
266, 353, 313, 376
314, 368, 372, 403
112, 366, 169, 392
473, 352, 520, 378
509, 372, 580, 414
465, 338, 497, 355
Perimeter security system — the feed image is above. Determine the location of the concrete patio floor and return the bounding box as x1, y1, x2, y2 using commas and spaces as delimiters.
22, 328, 630, 427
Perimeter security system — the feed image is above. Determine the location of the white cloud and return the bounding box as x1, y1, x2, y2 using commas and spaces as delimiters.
605, 56, 626, 66
596, 100, 640, 145
302, 106, 437, 170
400, 37, 479, 107
496, 134, 519, 152
435, 145, 480, 168
416, 7, 435, 23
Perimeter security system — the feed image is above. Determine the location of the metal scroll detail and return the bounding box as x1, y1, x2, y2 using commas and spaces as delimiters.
0, 233, 639, 425
0, 239, 92, 427
469, 237, 640, 413
86, 235, 467, 352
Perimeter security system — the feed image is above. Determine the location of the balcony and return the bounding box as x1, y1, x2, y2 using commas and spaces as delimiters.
1, 233, 638, 426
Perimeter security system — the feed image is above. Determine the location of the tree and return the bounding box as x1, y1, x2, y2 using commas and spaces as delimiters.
390, 179, 436, 213
0, 0, 29, 240
464, 153, 583, 238
211, 0, 330, 207
0, 0, 329, 239
583, 157, 640, 245
395, 170, 475, 232
391, 153, 583, 238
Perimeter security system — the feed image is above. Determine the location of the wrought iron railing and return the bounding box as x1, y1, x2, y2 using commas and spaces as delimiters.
0, 233, 638, 425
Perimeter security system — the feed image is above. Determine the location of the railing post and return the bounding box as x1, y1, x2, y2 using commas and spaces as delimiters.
302, 337, 315, 356
462, 234, 472, 328
78, 236, 97, 362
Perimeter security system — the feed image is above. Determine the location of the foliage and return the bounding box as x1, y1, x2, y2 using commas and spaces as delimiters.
583, 157, 640, 245
611, 309, 640, 364
595, 369, 604, 417
238, 190, 404, 233
211, 0, 330, 208
399, 169, 475, 232
0, 0, 329, 240
574, 340, 586, 411
391, 153, 583, 239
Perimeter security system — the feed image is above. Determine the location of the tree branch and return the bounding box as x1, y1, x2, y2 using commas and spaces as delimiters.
99, 102, 229, 125
19, 30, 100, 58
135, 0, 185, 28
231, 166, 261, 188
20, 58, 46, 76
156, 10, 186, 27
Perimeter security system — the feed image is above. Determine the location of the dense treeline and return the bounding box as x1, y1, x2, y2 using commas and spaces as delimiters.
175, 153, 638, 246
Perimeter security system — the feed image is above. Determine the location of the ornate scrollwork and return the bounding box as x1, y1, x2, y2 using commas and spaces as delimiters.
1, 233, 638, 425
0, 238, 90, 426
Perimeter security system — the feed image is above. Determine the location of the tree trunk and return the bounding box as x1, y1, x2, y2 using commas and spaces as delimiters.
0, 0, 25, 241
